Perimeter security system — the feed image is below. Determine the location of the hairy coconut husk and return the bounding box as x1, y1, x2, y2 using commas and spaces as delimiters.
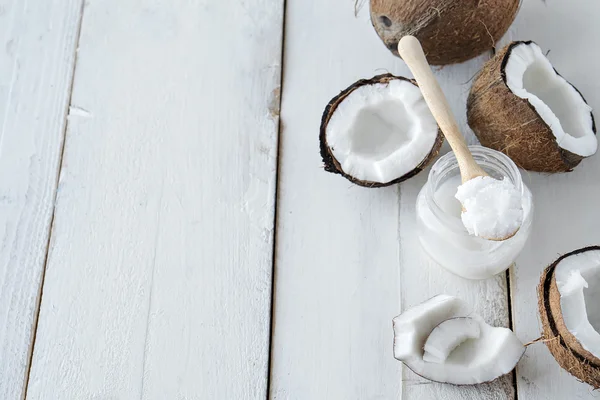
538, 246, 600, 389
320, 74, 443, 188
468, 41, 597, 173
370, 0, 520, 65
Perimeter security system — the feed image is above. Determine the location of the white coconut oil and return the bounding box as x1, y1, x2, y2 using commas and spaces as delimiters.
434, 174, 463, 217
456, 176, 524, 240
416, 146, 533, 280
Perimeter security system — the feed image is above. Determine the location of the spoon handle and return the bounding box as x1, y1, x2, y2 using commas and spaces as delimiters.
398, 35, 487, 182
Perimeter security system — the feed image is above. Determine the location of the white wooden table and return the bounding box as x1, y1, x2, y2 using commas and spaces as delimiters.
1, 0, 599, 399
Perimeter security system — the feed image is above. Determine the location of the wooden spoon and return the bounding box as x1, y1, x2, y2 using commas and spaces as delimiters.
397, 35, 487, 184
398, 35, 518, 241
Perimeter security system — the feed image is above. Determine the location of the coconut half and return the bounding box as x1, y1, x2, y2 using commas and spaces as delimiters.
370, 0, 520, 65
320, 74, 442, 187
393, 295, 525, 385
538, 246, 600, 389
468, 41, 597, 172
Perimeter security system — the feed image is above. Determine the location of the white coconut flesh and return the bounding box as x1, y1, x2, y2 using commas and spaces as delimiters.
326, 79, 439, 183
393, 295, 525, 385
505, 42, 597, 157
423, 317, 481, 364
554, 249, 600, 358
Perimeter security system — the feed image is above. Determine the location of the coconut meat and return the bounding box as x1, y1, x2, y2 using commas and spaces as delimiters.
423, 317, 481, 364
393, 295, 468, 361
326, 79, 439, 183
505, 42, 597, 157
555, 249, 600, 358
393, 295, 525, 385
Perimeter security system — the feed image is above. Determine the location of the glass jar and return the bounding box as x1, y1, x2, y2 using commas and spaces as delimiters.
416, 146, 533, 280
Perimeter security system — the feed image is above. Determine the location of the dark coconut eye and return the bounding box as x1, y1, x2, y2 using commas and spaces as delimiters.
380, 15, 392, 27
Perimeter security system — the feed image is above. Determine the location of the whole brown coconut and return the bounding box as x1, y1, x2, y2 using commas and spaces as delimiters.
467, 41, 597, 172
370, 0, 520, 65
538, 246, 600, 389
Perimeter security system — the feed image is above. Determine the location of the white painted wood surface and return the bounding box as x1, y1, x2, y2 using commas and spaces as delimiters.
0, 0, 598, 399
23, 0, 284, 398
269, 1, 513, 399
506, 1, 600, 399
269, 1, 404, 395
0, 1, 82, 398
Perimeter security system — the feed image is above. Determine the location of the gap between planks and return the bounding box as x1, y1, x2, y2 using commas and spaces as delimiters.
266, 0, 288, 398
507, 267, 518, 400
21, 2, 87, 399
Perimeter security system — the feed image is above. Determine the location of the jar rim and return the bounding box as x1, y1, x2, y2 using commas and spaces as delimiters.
425, 145, 524, 233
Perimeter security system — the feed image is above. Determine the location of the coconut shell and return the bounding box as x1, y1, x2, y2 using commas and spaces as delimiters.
370, 0, 520, 65
468, 41, 597, 173
538, 246, 600, 389
320, 74, 443, 188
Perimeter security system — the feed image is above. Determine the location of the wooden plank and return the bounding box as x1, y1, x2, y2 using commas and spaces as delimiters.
396, 49, 515, 400
0, 1, 82, 398
269, 3, 404, 398
269, 1, 512, 398
25, 0, 284, 398
506, 1, 600, 399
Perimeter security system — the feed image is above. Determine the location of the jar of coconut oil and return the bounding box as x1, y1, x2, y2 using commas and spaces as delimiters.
416, 146, 533, 280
